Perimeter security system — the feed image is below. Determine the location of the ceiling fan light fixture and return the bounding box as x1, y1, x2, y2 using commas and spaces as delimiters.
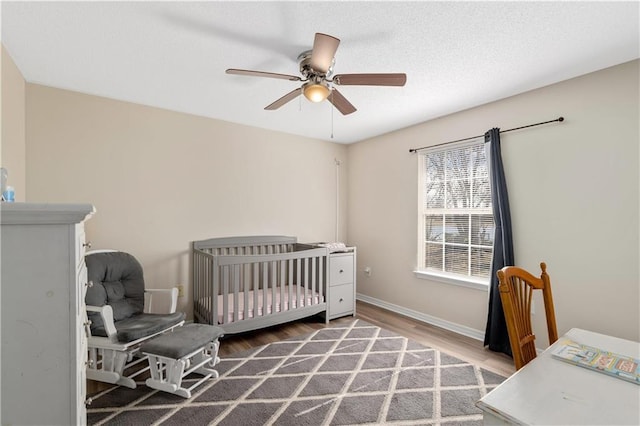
303, 83, 330, 103
227, 33, 406, 115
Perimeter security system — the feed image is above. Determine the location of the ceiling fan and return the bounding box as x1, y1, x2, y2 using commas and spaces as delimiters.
226, 33, 407, 115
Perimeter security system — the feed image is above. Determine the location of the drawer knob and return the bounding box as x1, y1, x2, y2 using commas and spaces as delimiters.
339, 298, 344, 302
339, 269, 344, 273
83, 242, 92, 249
86, 281, 94, 288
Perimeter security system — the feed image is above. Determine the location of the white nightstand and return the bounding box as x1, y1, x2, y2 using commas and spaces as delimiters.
327, 248, 356, 320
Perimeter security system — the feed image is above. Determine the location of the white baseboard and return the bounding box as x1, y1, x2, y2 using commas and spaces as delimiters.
356, 293, 486, 342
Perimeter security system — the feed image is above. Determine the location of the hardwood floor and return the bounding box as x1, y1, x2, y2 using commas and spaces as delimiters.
219, 300, 516, 377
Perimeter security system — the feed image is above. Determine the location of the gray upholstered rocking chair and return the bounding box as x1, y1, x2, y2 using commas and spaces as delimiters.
84, 250, 185, 388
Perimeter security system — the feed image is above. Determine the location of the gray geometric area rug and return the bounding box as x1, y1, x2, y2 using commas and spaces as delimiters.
88, 319, 506, 425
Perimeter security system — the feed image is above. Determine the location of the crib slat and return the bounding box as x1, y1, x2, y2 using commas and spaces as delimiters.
243, 263, 250, 322
279, 259, 285, 311
271, 260, 277, 316
320, 255, 325, 304
222, 266, 229, 324
211, 255, 218, 326
262, 262, 268, 318
233, 264, 240, 322
253, 263, 259, 319
311, 256, 316, 306
296, 257, 301, 308
211, 255, 218, 325
300, 257, 309, 306
288, 259, 293, 310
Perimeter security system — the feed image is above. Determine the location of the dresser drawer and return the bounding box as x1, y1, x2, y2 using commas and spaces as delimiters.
329, 283, 354, 317
330, 254, 354, 286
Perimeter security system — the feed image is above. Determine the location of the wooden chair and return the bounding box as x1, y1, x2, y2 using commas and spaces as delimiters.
497, 262, 558, 370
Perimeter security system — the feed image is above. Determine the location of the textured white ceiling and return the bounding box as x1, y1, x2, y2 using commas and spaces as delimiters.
2, 1, 638, 143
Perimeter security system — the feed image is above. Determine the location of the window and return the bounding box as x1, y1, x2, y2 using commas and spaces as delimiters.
417, 139, 495, 284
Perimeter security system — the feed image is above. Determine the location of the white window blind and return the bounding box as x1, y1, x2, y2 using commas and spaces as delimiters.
418, 139, 495, 280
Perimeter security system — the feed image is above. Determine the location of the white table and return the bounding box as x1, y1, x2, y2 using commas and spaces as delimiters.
477, 328, 640, 425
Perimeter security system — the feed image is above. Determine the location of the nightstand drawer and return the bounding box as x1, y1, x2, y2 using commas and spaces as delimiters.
330, 255, 354, 286
329, 283, 354, 317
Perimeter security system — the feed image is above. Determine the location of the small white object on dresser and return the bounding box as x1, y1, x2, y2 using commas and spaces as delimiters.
327, 247, 356, 320
1, 203, 95, 426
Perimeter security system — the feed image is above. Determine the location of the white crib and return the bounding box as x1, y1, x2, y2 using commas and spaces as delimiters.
192, 236, 329, 333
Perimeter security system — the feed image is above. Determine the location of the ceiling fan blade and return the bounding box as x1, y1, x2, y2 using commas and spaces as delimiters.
327, 89, 356, 115
310, 33, 340, 73
265, 87, 303, 110
333, 73, 407, 86
226, 68, 301, 81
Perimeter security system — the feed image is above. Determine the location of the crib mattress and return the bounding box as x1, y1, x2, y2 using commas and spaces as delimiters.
214, 285, 323, 324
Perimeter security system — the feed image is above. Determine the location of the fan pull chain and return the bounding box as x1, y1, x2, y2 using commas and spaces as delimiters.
330, 91, 334, 139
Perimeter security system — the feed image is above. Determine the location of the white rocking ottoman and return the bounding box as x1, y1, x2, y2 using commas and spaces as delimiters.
140, 323, 224, 398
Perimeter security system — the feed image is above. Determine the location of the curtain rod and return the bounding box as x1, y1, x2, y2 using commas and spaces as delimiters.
408, 116, 564, 153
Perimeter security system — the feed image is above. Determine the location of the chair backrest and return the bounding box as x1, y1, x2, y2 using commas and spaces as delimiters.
85, 251, 146, 333
497, 262, 558, 370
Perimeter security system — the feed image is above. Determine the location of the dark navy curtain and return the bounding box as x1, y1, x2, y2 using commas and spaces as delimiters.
483, 128, 514, 355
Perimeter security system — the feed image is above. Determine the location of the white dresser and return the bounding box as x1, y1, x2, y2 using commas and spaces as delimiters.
327, 248, 356, 320
1, 203, 95, 426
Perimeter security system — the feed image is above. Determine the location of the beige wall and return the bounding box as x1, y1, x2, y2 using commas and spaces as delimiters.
348, 60, 639, 344
25, 85, 348, 317
1, 45, 26, 200
19, 58, 640, 344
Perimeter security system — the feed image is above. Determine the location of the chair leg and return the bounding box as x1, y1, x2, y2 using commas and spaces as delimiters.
144, 340, 222, 398
146, 355, 189, 397
86, 347, 147, 389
